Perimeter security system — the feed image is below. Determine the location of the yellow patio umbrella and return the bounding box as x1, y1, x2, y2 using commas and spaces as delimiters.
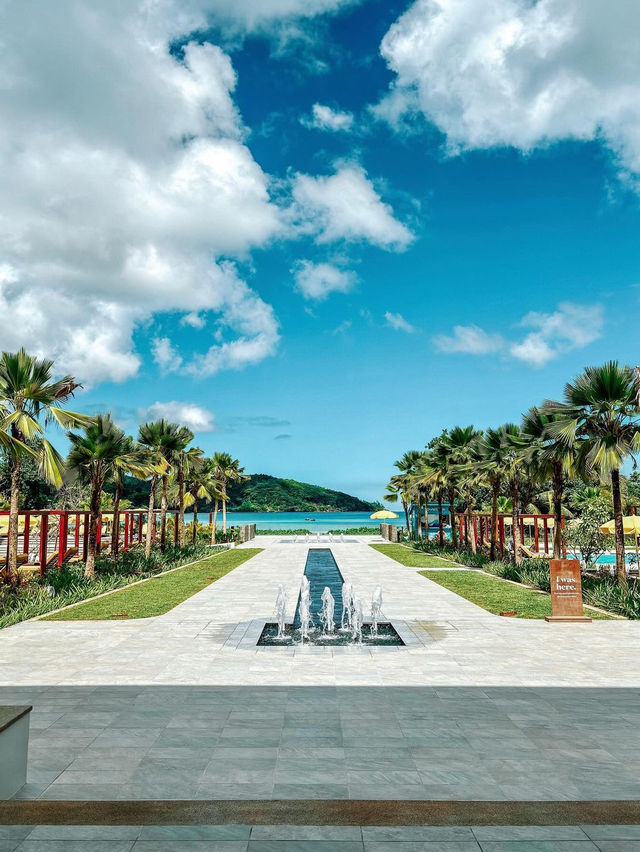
370, 509, 399, 520
600, 516, 640, 563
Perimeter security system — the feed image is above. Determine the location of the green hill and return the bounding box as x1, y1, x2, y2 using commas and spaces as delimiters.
226, 474, 377, 513
119, 473, 378, 513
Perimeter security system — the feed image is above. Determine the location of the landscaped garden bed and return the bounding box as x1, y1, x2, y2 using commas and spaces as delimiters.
0, 543, 231, 628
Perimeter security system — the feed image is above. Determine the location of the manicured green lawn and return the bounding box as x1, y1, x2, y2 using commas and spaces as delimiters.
420, 570, 611, 619
44, 548, 262, 621
370, 543, 460, 569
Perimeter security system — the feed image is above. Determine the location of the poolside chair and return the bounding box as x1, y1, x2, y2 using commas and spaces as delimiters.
1, 553, 28, 568
519, 543, 551, 560
44, 547, 79, 569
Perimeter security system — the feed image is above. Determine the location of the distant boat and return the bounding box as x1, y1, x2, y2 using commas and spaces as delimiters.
304, 517, 316, 522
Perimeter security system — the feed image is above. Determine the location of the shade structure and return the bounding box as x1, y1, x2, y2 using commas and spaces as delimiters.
503, 516, 555, 527
370, 509, 399, 520
600, 516, 640, 566
600, 516, 640, 535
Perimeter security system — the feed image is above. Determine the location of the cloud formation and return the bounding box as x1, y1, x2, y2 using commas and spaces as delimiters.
304, 103, 354, 132
138, 401, 216, 433
292, 164, 414, 250
434, 302, 603, 367
0, 2, 293, 384
384, 311, 417, 333
379, 0, 640, 179
293, 261, 356, 300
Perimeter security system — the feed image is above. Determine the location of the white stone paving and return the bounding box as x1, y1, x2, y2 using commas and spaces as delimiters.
1, 538, 640, 687
3, 539, 640, 802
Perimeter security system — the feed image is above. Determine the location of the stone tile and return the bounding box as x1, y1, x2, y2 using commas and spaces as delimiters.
138, 827, 251, 840
581, 825, 640, 839
472, 830, 588, 842
26, 828, 141, 840
248, 844, 363, 852
362, 829, 476, 842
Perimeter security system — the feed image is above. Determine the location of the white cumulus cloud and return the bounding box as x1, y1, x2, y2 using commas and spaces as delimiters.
384, 311, 417, 333
434, 302, 603, 367
293, 261, 356, 300
304, 103, 355, 132
433, 325, 504, 355
0, 2, 292, 385
292, 164, 413, 249
378, 0, 640, 179
138, 401, 216, 433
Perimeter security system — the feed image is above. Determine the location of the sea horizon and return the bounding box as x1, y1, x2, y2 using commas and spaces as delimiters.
191, 510, 404, 532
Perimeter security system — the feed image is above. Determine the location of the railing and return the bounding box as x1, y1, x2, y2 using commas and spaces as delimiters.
0, 509, 182, 576
452, 512, 565, 557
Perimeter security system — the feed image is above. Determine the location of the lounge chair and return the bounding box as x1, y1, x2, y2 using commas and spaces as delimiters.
44, 547, 79, 569
520, 543, 551, 560
1, 553, 28, 568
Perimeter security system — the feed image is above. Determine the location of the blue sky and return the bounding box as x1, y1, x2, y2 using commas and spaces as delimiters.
3, 0, 640, 501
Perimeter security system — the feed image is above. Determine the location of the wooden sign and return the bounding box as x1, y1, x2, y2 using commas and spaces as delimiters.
545, 559, 591, 623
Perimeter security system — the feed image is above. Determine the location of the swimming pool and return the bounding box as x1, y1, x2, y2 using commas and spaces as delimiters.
594, 553, 639, 566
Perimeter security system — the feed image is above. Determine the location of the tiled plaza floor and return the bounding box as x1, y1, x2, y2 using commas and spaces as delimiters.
1, 539, 640, 806
2, 823, 640, 850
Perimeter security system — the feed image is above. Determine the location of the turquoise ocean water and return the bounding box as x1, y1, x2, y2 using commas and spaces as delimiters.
193, 511, 403, 533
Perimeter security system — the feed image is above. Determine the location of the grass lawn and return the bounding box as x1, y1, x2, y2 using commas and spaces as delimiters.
370, 543, 460, 569
420, 570, 611, 619
44, 548, 262, 621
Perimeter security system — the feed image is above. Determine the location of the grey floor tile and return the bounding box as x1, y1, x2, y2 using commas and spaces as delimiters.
581, 825, 640, 839
26, 827, 141, 841
478, 842, 599, 851
16, 843, 134, 852
133, 843, 247, 852
139, 826, 251, 841
362, 828, 476, 842
472, 829, 589, 842
250, 827, 362, 840
590, 843, 640, 852
248, 843, 363, 852
364, 843, 480, 852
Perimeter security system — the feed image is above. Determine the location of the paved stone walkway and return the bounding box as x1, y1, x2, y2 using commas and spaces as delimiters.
2, 822, 640, 850
1, 540, 640, 804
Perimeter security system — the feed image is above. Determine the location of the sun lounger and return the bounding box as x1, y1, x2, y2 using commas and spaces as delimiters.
520, 543, 551, 560
44, 547, 79, 569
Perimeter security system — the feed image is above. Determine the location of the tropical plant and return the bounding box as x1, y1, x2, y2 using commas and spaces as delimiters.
0, 349, 90, 574
441, 426, 482, 553
210, 452, 249, 538
384, 450, 422, 537
521, 406, 578, 559
543, 361, 640, 586
66, 414, 142, 577
564, 497, 613, 568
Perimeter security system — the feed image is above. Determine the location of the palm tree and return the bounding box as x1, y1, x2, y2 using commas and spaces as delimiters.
175, 442, 199, 547
544, 361, 640, 586
138, 421, 169, 557
385, 451, 421, 538
183, 459, 223, 544
477, 427, 509, 560
0, 349, 90, 573
109, 439, 149, 557
210, 453, 248, 538
521, 406, 578, 559
66, 415, 139, 577
441, 426, 482, 553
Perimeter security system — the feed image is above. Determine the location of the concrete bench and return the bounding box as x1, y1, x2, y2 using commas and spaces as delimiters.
0, 706, 31, 799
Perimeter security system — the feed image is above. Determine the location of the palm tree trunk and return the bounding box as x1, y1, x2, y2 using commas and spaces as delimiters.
437, 491, 444, 546
222, 498, 227, 535
465, 501, 476, 554
111, 482, 122, 557
552, 461, 564, 560
192, 493, 198, 545
145, 474, 157, 558
402, 498, 410, 537
448, 487, 457, 548
490, 476, 500, 561
160, 474, 168, 551
611, 467, 627, 587
7, 454, 21, 575
510, 478, 522, 565
211, 499, 219, 545
415, 495, 422, 539
178, 460, 185, 548
85, 474, 103, 578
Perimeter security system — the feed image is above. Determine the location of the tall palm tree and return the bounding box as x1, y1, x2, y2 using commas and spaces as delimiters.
385, 451, 421, 538
183, 458, 223, 544
210, 453, 248, 537
175, 441, 198, 547
544, 361, 640, 586
0, 349, 90, 573
441, 426, 482, 553
109, 439, 149, 557
521, 406, 578, 559
66, 415, 139, 577
138, 421, 169, 557
477, 427, 510, 560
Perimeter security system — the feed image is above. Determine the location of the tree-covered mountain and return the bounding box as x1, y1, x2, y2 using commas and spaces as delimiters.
112, 473, 377, 513
224, 474, 378, 512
